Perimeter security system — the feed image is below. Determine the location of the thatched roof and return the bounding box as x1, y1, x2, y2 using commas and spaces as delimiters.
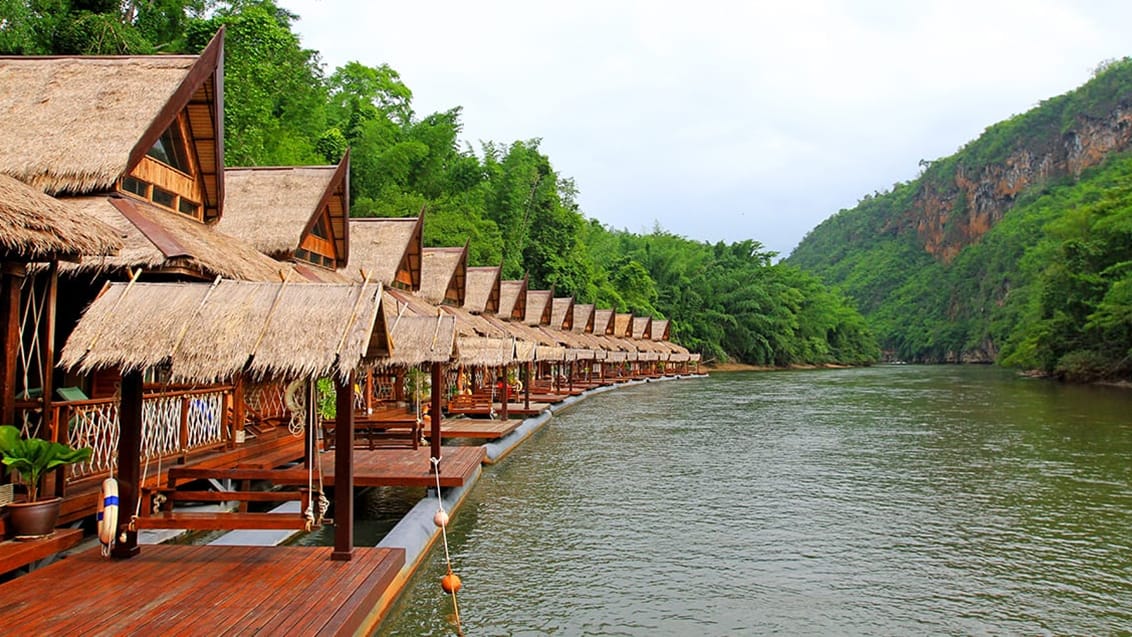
514, 340, 537, 363
497, 277, 527, 321
463, 266, 500, 314
455, 336, 514, 367
632, 316, 652, 340
535, 345, 566, 361
0, 33, 225, 220
551, 297, 574, 330
592, 309, 614, 335
219, 158, 350, 268
0, 174, 121, 261
441, 305, 508, 338
381, 304, 456, 367
346, 216, 422, 290
524, 290, 553, 326
60, 279, 388, 383
613, 313, 633, 338
418, 245, 466, 306
572, 304, 595, 334
651, 319, 670, 341
60, 196, 288, 281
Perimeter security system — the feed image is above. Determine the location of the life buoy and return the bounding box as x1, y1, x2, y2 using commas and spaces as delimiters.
97, 478, 119, 552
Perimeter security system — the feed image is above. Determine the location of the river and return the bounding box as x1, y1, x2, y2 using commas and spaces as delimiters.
373, 365, 1132, 635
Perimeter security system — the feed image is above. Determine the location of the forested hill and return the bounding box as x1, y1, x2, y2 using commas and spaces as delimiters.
788, 58, 1132, 381
0, 0, 880, 367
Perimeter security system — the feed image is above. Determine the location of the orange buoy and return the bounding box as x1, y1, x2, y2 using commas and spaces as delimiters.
434, 509, 449, 528
441, 572, 462, 594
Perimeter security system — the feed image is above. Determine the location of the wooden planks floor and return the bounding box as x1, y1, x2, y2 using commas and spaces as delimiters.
320, 445, 485, 488
440, 417, 524, 439
0, 544, 404, 636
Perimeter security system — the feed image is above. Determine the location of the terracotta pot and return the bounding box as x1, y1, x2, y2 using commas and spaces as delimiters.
7, 496, 62, 540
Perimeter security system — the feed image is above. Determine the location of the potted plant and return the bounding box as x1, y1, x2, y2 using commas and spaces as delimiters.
0, 425, 92, 539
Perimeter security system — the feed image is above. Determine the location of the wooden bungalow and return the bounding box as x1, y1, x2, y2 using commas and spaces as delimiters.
218, 156, 351, 282
0, 31, 306, 533
418, 244, 468, 307
345, 215, 424, 291
497, 276, 528, 322
463, 265, 501, 315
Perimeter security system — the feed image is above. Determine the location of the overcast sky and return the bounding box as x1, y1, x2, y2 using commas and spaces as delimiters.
278, 0, 1132, 257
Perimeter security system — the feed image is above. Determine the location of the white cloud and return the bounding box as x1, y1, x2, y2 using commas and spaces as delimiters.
280, 0, 1132, 255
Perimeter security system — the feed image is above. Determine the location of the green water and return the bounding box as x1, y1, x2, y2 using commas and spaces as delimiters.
374, 365, 1132, 635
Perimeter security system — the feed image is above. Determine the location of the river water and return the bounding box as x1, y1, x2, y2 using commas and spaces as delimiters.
374, 365, 1132, 635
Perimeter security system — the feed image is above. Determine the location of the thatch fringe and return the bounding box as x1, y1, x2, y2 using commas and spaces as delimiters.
456, 336, 514, 367
59, 280, 386, 383
0, 174, 121, 260
380, 313, 456, 367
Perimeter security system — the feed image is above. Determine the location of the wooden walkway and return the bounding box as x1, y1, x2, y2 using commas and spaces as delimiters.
322, 445, 484, 488
441, 417, 524, 440
0, 544, 404, 635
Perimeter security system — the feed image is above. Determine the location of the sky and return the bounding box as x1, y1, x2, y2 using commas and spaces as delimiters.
278, 0, 1132, 257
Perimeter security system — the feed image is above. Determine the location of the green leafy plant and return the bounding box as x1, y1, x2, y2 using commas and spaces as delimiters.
0, 425, 92, 503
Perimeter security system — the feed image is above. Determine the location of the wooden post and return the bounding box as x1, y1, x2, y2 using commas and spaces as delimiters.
112, 370, 143, 559
568, 361, 574, 393
500, 365, 509, 421
523, 361, 531, 410
0, 262, 24, 427
332, 373, 354, 561
429, 361, 442, 468
232, 377, 245, 448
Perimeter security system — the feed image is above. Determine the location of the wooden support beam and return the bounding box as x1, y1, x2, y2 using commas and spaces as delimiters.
429, 362, 443, 468
112, 370, 143, 559
332, 373, 354, 561
500, 365, 509, 421
0, 263, 23, 427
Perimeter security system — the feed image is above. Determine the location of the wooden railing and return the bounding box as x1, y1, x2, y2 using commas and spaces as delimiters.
46, 386, 234, 483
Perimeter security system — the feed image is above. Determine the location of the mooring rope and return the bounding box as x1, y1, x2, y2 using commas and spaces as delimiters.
430, 455, 464, 636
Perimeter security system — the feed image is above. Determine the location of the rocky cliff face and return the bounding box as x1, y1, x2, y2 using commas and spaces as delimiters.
890, 105, 1132, 262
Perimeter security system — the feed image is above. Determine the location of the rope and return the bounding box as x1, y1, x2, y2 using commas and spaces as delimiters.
430, 456, 463, 636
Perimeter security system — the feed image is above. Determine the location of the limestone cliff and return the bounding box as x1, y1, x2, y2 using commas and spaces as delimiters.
893, 104, 1132, 262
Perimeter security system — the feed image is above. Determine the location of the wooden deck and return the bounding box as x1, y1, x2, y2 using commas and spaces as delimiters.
0, 544, 404, 635
441, 417, 524, 440
330, 445, 484, 488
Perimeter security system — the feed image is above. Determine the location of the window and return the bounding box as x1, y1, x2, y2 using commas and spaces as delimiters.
178, 198, 200, 217
311, 213, 329, 239
121, 176, 148, 197
151, 186, 175, 209
147, 127, 191, 174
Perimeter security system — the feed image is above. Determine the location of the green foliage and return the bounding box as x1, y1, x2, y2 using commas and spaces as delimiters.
0, 425, 92, 502
185, 1, 327, 166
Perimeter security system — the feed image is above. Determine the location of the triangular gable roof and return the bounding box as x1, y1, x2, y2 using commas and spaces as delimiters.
551, 297, 574, 330
651, 319, 671, 341
632, 316, 653, 340
0, 174, 121, 262
572, 304, 595, 334
0, 30, 226, 222
497, 276, 528, 322
463, 265, 501, 314
613, 313, 634, 338
220, 154, 350, 268
418, 244, 467, 306
60, 279, 388, 383
592, 309, 614, 336
346, 215, 422, 290
524, 289, 554, 326
63, 195, 287, 281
